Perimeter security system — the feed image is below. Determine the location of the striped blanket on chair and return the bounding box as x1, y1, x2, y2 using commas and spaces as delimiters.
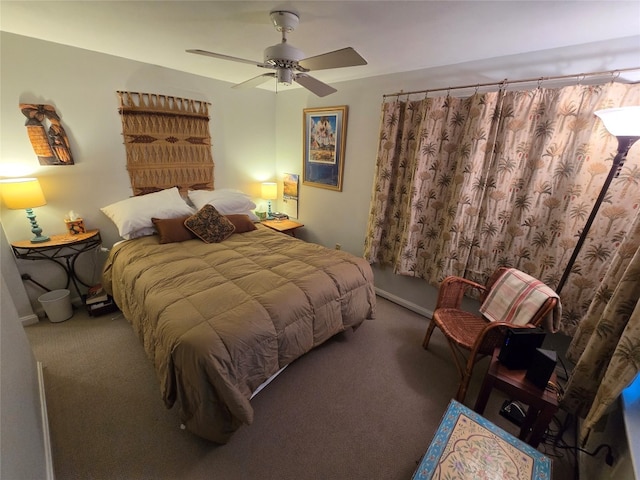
479, 268, 561, 333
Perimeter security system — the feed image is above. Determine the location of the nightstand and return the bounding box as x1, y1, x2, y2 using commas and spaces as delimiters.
261, 219, 304, 237
11, 229, 102, 297
474, 348, 559, 448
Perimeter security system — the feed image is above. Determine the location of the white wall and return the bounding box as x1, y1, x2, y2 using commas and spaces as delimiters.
1, 223, 38, 323
1, 32, 276, 308
3, 32, 639, 311
1, 30, 638, 476
274, 34, 640, 312
0, 274, 50, 480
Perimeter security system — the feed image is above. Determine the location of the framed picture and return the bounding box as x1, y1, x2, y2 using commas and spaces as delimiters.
282, 173, 299, 219
302, 105, 348, 191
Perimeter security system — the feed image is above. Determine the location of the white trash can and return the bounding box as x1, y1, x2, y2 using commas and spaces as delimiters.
38, 289, 73, 323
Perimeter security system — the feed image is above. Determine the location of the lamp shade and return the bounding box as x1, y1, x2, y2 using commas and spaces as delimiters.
261, 182, 278, 200
595, 106, 640, 137
0, 177, 47, 209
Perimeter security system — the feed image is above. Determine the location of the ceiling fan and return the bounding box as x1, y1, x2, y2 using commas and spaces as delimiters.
186, 10, 367, 97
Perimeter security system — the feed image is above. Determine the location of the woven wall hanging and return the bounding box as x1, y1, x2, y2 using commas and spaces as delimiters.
117, 91, 214, 195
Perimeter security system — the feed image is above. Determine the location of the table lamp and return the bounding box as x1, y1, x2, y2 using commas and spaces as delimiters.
556, 105, 640, 293
0, 177, 50, 243
261, 182, 277, 219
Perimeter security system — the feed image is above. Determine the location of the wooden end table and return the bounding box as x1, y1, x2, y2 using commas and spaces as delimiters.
261, 219, 304, 237
474, 347, 559, 448
11, 229, 102, 297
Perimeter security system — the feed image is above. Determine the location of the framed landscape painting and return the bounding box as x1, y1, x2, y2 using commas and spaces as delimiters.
302, 105, 348, 191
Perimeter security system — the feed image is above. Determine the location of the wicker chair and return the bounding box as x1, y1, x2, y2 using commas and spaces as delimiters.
422, 267, 557, 403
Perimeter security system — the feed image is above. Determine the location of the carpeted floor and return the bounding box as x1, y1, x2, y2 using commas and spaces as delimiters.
25, 296, 576, 479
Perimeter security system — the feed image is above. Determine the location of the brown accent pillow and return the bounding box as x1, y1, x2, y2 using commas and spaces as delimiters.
225, 214, 257, 234
151, 216, 195, 244
184, 204, 236, 243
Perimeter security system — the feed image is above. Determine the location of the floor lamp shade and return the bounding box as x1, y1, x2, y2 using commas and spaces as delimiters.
0, 177, 50, 243
261, 182, 277, 217
595, 106, 640, 137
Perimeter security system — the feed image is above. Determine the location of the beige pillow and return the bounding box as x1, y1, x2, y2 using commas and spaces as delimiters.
185, 205, 236, 243
152, 216, 195, 244
225, 214, 257, 234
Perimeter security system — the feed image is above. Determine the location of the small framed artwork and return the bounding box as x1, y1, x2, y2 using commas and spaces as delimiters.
282, 173, 299, 219
302, 105, 348, 191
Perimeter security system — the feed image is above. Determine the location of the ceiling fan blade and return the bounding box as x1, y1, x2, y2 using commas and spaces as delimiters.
295, 74, 337, 97
298, 47, 367, 71
232, 73, 276, 89
186, 49, 267, 67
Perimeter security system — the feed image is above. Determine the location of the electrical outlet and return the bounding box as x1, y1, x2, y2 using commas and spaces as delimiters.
335, 243, 341, 250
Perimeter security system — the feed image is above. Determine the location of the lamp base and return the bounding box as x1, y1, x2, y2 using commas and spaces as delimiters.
25, 208, 49, 243
30, 234, 50, 244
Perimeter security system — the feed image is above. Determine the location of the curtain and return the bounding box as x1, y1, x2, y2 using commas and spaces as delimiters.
560, 207, 640, 443
364, 82, 640, 337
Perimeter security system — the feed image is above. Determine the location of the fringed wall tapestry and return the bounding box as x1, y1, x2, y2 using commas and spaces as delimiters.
117, 91, 213, 195
20, 104, 74, 165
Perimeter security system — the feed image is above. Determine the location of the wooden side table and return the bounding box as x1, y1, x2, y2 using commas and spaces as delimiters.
474, 347, 559, 448
11, 229, 102, 297
261, 219, 304, 237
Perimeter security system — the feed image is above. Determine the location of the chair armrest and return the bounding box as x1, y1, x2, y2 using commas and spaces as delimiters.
436, 275, 487, 309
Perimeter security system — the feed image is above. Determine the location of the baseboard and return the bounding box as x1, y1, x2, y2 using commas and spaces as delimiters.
375, 287, 434, 319
20, 313, 40, 326
37, 362, 55, 480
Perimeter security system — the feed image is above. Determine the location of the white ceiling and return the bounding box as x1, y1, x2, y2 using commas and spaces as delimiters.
2, 1, 640, 92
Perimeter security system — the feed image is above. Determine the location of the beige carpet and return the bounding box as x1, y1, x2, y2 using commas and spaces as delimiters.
25, 296, 574, 479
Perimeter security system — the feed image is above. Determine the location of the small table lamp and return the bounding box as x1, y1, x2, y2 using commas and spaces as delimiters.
0, 177, 50, 243
261, 182, 278, 219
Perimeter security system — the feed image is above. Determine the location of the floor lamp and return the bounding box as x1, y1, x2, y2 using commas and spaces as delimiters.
556, 106, 640, 294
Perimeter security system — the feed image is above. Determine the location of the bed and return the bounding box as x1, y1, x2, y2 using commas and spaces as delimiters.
101, 212, 376, 443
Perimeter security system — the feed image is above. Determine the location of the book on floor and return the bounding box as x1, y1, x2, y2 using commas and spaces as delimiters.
85, 284, 108, 304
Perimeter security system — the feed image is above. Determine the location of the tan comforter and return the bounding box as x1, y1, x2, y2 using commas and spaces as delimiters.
102, 225, 376, 442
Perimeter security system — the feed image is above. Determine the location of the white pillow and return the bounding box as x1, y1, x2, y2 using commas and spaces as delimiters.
188, 189, 257, 214
123, 227, 157, 241
101, 187, 194, 238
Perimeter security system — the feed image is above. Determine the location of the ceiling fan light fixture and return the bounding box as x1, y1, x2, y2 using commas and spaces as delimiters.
277, 68, 293, 85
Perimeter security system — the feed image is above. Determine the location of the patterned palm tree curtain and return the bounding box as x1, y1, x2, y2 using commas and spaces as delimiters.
117, 91, 214, 196
560, 208, 640, 444
364, 81, 640, 337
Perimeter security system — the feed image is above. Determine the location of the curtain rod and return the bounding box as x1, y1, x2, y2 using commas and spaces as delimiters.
382, 66, 640, 99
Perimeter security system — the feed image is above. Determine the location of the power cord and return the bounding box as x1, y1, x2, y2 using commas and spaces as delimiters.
549, 439, 614, 466
540, 410, 615, 480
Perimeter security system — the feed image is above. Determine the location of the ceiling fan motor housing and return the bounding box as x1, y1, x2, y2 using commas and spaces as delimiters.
264, 43, 305, 78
